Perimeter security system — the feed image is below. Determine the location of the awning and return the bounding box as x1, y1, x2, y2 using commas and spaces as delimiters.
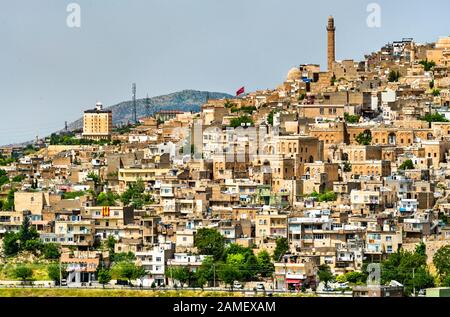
286, 279, 301, 284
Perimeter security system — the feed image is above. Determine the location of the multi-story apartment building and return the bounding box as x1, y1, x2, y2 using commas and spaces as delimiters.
82, 102, 113, 141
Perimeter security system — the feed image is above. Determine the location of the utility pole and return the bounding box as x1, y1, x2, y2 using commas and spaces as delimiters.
59, 257, 62, 288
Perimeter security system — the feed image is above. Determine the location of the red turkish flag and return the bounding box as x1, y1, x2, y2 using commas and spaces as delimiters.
236, 86, 245, 96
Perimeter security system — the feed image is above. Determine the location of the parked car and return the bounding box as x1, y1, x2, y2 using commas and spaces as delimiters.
60, 279, 67, 286
256, 283, 265, 291
233, 281, 243, 289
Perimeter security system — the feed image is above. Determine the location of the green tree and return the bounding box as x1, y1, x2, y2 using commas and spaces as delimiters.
12, 174, 26, 183
273, 237, 289, 262
221, 244, 259, 281
120, 179, 146, 208
105, 235, 117, 254
3, 188, 16, 210
167, 266, 191, 288
0, 169, 9, 187
343, 161, 352, 172
355, 130, 372, 145
217, 263, 242, 289
267, 110, 276, 125
195, 256, 215, 287
431, 89, 441, 97
42, 243, 61, 259
399, 159, 414, 170
433, 245, 450, 279
112, 261, 144, 285
443, 275, 450, 287
257, 250, 274, 277
381, 248, 434, 296
344, 112, 360, 124
97, 191, 118, 206
429, 80, 435, 89
111, 251, 135, 263
420, 113, 448, 123
23, 239, 43, 254
330, 74, 337, 85
194, 228, 225, 261
317, 264, 334, 287
419, 59, 436, 71
344, 271, 366, 284
18, 216, 39, 246
97, 268, 112, 288
310, 190, 337, 202
47, 264, 68, 284
2, 231, 20, 256
13, 266, 33, 284
388, 70, 401, 82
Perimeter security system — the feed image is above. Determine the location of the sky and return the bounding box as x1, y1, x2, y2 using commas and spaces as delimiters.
0, 0, 449, 145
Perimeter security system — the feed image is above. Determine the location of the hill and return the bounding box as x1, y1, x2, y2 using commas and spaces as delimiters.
67, 90, 233, 131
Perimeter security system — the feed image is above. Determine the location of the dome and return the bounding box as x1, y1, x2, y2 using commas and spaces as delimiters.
286, 67, 301, 81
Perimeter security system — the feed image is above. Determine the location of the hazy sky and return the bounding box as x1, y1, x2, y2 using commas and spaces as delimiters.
1, 0, 449, 145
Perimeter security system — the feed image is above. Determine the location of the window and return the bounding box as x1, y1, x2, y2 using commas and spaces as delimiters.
386, 236, 392, 241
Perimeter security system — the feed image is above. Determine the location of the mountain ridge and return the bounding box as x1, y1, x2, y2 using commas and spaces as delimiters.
67, 89, 233, 131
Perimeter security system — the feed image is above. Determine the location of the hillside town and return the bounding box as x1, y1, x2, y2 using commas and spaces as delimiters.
2, 16, 450, 297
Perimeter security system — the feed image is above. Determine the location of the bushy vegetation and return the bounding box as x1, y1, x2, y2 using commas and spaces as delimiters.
165, 228, 277, 289
380, 243, 434, 296
229, 116, 254, 128
2, 217, 60, 259
398, 159, 414, 170
433, 245, 450, 285
355, 130, 372, 145
420, 112, 448, 123
0, 189, 16, 211
120, 179, 153, 209
419, 59, 436, 72
344, 113, 360, 124
310, 190, 337, 202
96, 191, 120, 206
230, 106, 256, 114
49, 133, 109, 146
62, 191, 86, 199
0, 157, 16, 166
388, 70, 401, 82
0, 169, 9, 187
272, 237, 289, 262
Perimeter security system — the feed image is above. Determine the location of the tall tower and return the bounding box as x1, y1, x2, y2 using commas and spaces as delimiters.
327, 15, 336, 72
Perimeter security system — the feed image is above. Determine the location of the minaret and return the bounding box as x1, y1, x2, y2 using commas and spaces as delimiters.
327, 16, 336, 72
